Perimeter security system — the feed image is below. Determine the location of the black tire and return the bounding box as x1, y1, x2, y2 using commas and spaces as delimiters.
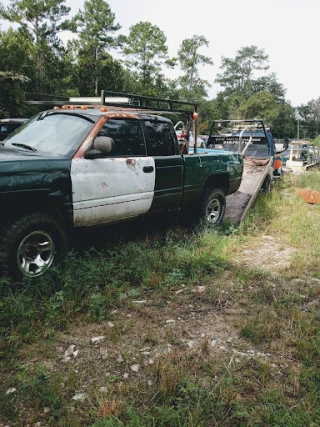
261, 174, 271, 193
0, 212, 68, 281
198, 188, 226, 226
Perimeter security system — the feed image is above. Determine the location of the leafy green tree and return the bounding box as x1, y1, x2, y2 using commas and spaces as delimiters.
216, 45, 269, 96
0, 0, 70, 44
0, 0, 70, 90
237, 91, 280, 122
298, 97, 320, 138
0, 28, 34, 117
65, 39, 132, 96
177, 35, 213, 98
271, 103, 295, 138
69, 0, 121, 95
247, 73, 286, 102
121, 21, 168, 92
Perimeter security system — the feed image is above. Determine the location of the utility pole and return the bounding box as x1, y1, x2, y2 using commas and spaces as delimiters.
295, 109, 300, 140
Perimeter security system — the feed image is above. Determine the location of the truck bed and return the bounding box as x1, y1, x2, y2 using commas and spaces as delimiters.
225, 157, 272, 225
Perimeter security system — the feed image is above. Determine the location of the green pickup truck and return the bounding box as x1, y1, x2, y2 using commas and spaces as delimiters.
0, 96, 243, 280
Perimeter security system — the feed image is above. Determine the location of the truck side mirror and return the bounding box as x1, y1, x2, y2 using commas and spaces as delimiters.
84, 136, 115, 159
94, 136, 115, 155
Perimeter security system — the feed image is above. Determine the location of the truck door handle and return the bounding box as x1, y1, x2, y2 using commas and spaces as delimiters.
143, 166, 154, 173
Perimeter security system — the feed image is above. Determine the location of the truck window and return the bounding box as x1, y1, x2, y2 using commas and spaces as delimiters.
99, 119, 146, 156
144, 121, 176, 156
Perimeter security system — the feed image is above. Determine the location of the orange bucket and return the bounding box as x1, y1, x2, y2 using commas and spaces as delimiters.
274, 157, 282, 169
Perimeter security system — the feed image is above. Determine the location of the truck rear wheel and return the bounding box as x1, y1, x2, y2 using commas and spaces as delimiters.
0, 212, 67, 281
261, 174, 271, 193
198, 188, 226, 226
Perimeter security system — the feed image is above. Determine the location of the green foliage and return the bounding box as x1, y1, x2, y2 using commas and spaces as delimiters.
237, 90, 280, 121
0, 28, 35, 116
0, 2, 312, 141
0, 0, 70, 43
298, 97, 320, 138
216, 45, 269, 95
121, 21, 168, 92
69, 0, 121, 94
0, 0, 70, 91
176, 35, 213, 101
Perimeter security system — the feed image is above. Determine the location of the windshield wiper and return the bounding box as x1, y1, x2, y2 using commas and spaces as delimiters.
11, 143, 37, 152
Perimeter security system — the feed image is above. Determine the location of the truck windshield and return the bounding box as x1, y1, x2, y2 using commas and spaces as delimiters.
3, 112, 94, 157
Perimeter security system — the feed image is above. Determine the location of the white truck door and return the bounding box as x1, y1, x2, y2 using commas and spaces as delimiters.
71, 118, 155, 227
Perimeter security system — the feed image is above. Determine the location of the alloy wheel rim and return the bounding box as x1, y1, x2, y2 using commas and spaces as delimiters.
17, 231, 55, 277
206, 198, 221, 223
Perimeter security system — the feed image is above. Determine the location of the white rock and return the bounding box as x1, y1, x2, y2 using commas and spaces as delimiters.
90, 336, 105, 344
64, 344, 77, 359
148, 358, 154, 365
132, 300, 148, 304
130, 364, 140, 373
175, 288, 187, 294
142, 351, 151, 356
123, 373, 129, 379
187, 340, 195, 348
100, 349, 108, 360
210, 338, 217, 347
72, 393, 86, 401
233, 350, 248, 357
147, 380, 153, 386
195, 285, 206, 293
226, 338, 233, 343
107, 322, 115, 328
139, 347, 150, 352
73, 350, 79, 357
6, 387, 16, 395
235, 358, 241, 363
100, 387, 108, 392
166, 319, 175, 324
117, 355, 124, 363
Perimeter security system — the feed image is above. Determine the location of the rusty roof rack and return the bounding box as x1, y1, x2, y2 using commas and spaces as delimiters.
25, 90, 198, 116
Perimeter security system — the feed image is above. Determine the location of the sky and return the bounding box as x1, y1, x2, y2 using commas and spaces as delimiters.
1, 0, 320, 106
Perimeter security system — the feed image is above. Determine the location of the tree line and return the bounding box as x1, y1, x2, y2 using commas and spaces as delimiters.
0, 0, 319, 139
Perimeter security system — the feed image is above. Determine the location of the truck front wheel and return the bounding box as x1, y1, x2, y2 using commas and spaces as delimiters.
199, 188, 226, 226
0, 212, 68, 281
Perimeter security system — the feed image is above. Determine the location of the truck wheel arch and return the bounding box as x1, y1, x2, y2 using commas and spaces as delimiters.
204, 174, 229, 195
0, 192, 72, 229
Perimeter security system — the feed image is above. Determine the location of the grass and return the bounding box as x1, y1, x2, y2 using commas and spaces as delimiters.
1, 172, 320, 425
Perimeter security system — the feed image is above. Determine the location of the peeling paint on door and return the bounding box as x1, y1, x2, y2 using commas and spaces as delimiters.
71, 157, 155, 227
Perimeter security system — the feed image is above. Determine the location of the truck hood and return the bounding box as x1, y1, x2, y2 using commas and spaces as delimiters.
0, 148, 71, 174
0, 147, 59, 161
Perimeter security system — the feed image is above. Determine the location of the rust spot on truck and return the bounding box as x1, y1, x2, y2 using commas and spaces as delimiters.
126, 158, 136, 168
100, 182, 108, 188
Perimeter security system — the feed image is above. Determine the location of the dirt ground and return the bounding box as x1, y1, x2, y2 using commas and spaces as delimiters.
3, 234, 315, 427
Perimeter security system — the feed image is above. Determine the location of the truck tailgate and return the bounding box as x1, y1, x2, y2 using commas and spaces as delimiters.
225, 157, 272, 225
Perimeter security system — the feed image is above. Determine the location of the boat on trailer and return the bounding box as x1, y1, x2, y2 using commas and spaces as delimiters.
285, 141, 320, 173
